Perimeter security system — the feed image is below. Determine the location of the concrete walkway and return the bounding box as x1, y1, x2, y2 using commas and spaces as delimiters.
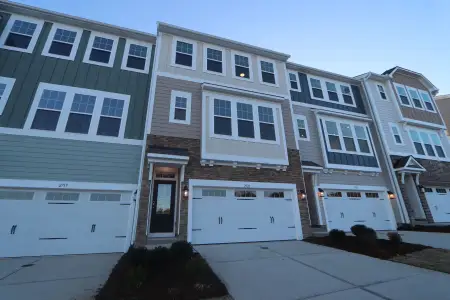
0, 253, 120, 300
196, 241, 450, 300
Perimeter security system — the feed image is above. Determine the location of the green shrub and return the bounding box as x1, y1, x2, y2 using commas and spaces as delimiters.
351, 225, 377, 245
387, 232, 402, 245
170, 241, 194, 263
147, 246, 171, 271
351, 224, 368, 236
329, 229, 346, 243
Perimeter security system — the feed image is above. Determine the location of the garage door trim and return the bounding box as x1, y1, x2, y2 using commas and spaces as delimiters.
187, 179, 303, 243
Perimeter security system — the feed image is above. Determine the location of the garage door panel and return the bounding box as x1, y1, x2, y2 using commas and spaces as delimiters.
426, 188, 450, 222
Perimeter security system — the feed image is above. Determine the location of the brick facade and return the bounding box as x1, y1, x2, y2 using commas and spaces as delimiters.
135, 134, 312, 246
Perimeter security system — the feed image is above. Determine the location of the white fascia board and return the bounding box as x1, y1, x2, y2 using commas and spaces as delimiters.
317, 183, 388, 191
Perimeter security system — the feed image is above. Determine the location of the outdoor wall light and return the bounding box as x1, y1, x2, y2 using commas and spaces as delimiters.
387, 191, 396, 199
318, 188, 324, 198
183, 186, 189, 198
299, 190, 307, 200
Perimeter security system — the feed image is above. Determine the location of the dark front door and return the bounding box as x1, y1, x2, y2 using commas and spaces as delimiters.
150, 181, 176, 233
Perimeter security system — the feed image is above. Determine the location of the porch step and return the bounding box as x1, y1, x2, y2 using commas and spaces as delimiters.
145, 237, 178, 249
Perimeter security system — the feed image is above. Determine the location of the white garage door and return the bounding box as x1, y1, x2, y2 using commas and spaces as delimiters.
425, 187, 450, 222
191, 187, 298, 244
0, 189, 133, 258
324, 190, 394, 231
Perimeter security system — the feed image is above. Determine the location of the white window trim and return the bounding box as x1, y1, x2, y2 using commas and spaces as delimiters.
169, 90, 192, 125
231, 50, 253, 82
295, 115, 310, 141
0, 77, 16, 115
418, 89, 436, 113
257, 57, 279, 87
42, 22, 83, 61
206, 91, 281, 145
407, 126, 447, 160
287, 70, 301, 91
406, 86, 425, 110
377, 83, 388, 101
306, 74, 357, 108
24, 82, 130, 140
82, 31, 119, 68
0, 14, 44, 53
202, 44, 226, 76
171, 36, 197, 70
321, 117, 375, 157
389, 122, 404, 145
393, 83, 412, 107
121, 39, 152, 74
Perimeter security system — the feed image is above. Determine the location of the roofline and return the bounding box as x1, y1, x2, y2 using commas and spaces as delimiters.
435, 94, 450, 100
157, 22, 290, 62
0, 0, 156, 43
286, 61, 360, 84
385, 66, 439, 93
354, 72, 391, 81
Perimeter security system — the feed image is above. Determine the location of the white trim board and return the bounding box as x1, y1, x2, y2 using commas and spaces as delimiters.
0, 76, 16, 115
291, 101, 369, 119
0, 179, 137, 191
318, 184, 388, 191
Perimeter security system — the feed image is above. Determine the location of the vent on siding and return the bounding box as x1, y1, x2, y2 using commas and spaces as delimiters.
45, 192, 80, 201
0, 190, 34, 200
90, 193, 121, 202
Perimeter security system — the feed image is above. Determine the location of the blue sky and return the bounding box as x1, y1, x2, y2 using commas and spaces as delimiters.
15, 0, 450, 94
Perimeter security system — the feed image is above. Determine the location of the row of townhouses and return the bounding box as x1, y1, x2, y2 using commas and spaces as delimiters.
1, 1, 449, 257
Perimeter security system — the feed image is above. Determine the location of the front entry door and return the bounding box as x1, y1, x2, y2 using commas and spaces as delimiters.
150, 181, 176, 233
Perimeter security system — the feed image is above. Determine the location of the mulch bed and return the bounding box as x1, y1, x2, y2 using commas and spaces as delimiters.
95, 246, 228, 300
391, 248, 450, 274
305, 236, 430, 259
399, 224, 450, 233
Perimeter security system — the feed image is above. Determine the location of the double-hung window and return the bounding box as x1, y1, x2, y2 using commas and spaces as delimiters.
233, 52, 252, 80
259, 59, 277, 85
173, 39, 195, 69
258, 106, 276, 141
204, 46, 224, 75
0, 77, 16, 115
83, 32, 118, 67
309, 76, 355, 106
410, 130, 425, 155
340, 85, 354, 105
409, 129, 446, 158
121, 40, 152, 73
310, 78, 324, 99
288, 72, 300, 90
237, 103, 254, 138
419, 90, 435, 112
25, 83, 129, 140
42, 23, 82, 60
323, 119, 373, 155
377, 84, 387, 100
169, 90, 192, 124
389, 123, 403, 145
395, 85, 411, 106
431, 133, 446, 158
326, 82, 339, 101
213, 99, 232, 136
407, 87, 423, 109
0, 15, 44, 53
296, 116, 309, 141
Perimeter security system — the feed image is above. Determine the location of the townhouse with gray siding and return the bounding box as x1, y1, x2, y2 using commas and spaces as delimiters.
0, 1, 155, 257
358, 67, 450, 225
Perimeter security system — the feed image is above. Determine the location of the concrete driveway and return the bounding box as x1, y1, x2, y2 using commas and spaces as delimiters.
0, 253, 120, 300
196, 241, 450, 300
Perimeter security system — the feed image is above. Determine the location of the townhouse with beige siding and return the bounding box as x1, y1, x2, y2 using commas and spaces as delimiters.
358, 67, 450, 225
0, 1, 155, 257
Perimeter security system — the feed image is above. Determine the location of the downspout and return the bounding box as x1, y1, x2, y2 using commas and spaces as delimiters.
360, 74, 410, 225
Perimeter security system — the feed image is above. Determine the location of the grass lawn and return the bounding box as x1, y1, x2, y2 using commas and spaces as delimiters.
95, 242, 228, 300
399, 224, 450, 233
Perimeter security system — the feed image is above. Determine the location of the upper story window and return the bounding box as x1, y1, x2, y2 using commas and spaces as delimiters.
204, 45, 225, 75
409, 129, 446, 158
232, 52, 252, 80
42, 23, 83, 60
83, 32, 119, 67
377, 84, 387, 100
389, 123, 404, 145
407, 87, 423, 109
24, 83, 129, 139
395, 85, 410, 106
210, 93, 280, 143
0, 15, 44, 53
395, 83, 436, 113
295, 115, 309, 141
258, 59, 277, 85
308, 76, 355, 107
172, 38, 196, 69
169, 90, 192, 125
121, 39, 152, 73
322, 118, 373, 156
419, 90, 435, 112
288, 72, 300, 91
0, 77, 16, 115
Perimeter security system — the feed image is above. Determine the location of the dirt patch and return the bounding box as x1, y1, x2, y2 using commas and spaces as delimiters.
391, 248, 450, 274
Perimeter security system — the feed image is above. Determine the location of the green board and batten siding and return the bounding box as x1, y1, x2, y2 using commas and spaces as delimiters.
0, 12, 154, 184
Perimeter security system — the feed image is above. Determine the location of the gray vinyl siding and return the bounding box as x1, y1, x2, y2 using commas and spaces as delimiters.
293, 104, 323, 165
150, 76, 202, 139
291, 72, 366, 115
0, 134, 141, 183
0, 12, 154, 140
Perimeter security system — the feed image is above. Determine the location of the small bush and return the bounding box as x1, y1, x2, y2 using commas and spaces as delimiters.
387, 232, 402, 245
147, 246, 171, 272
170, 241, 194, 262
351, 224, 368, 236
351, 225, 377, 245
329, 229, 346, 243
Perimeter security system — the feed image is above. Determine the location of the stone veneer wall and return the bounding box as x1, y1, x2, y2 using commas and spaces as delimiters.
135, 134, 312, 246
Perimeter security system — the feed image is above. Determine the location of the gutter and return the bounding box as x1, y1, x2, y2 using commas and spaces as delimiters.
360, 75, 410, 225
